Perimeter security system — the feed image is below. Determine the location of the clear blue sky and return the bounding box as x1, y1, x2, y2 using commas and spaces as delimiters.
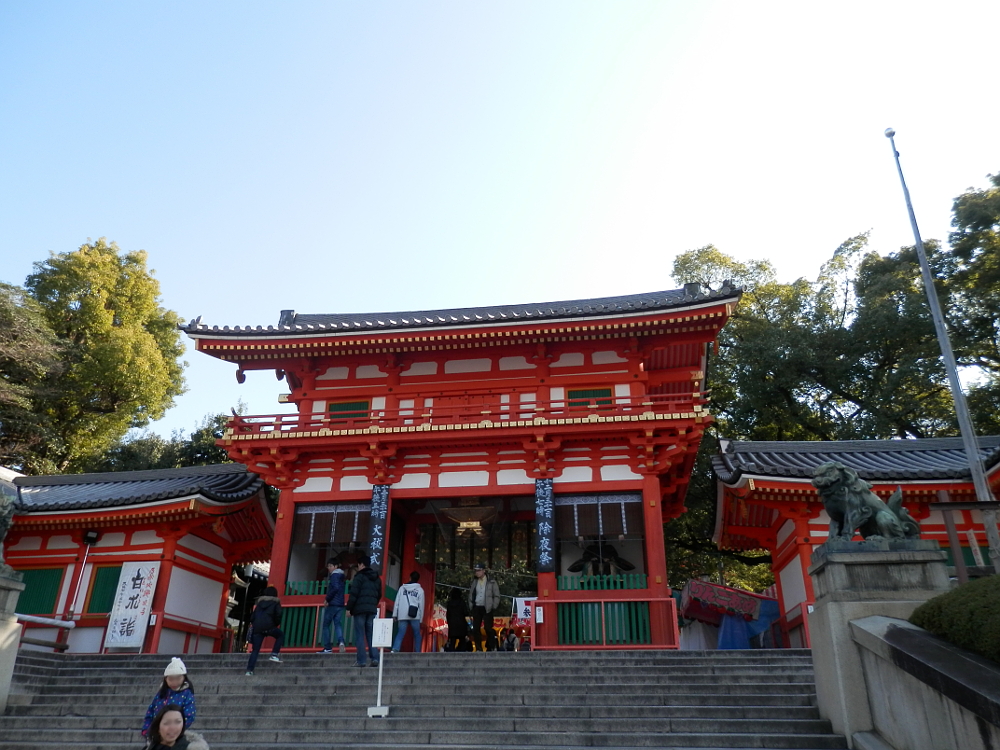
2, 2, 999, 439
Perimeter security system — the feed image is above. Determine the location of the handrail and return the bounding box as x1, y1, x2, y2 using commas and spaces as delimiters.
225, 392, 709, 439
15, 614, 76, 628
16, 613, 75, 652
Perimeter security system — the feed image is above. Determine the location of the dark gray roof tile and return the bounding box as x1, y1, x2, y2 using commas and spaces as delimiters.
712, 436, 1000, 484
13, 464, 264, 513
182, 286, 741, 337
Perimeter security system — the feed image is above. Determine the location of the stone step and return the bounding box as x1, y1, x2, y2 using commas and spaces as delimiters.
0, 739, 847, 750
3, 648, 844, 750
36, 674, 816, 691
0, 728, 847, 749
0, 715, 837, 733
13, 690, 818, 710
3, 704, 822, 721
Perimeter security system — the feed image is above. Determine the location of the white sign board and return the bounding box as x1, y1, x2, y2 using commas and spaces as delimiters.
512, 597, 537, 625
372, 617, 394, 648
103, 562, 160, 649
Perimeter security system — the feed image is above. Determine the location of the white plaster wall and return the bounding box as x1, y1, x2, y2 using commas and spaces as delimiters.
340, 475, 371, 491
356, 365, 387, 379
592, 351, 626, 364
286, 546, 314, 586
8, 536, 41, 551
295, 477, 334, 493
393, 473, 431, 489
194, 635, 215, 654
778, 558, 808, 610
131, 530, 161, 546
164, 567, 224, 625
497, 469, 533, 486
19, 628, 61, 652
47, 535, 76, 550
554, 467, 593, 483
444, 358, 492, 374
94, 533, 126, 548
499, 356, 532, 370
67, 625, 106, 653
551, 352, 584, 368
157, 628, 187, 655
439, 471, 490, 488
600, 465, 641, 481
402, 361, 438, 376
179, 535, 224, 562
317, 367, 349, 380
776, 519, 795, 547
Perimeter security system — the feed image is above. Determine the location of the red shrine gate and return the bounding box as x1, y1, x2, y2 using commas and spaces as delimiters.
183, 287, 740, 649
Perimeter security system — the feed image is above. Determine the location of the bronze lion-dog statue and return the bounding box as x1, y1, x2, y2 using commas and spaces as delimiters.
811, 461, 920, 542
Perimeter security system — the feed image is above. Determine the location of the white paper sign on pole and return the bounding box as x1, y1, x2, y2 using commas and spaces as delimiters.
512, 597, 537, 625
371, 617, 394, 648
103, 562, 160, 649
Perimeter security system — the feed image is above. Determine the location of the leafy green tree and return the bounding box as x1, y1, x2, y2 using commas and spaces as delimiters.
948, 173, 1000, 434
0, 283, 64, 472
665, 234, 968, 592
23, 239, 186, 471
673, 236, 956, 442
85, 412, 235, 473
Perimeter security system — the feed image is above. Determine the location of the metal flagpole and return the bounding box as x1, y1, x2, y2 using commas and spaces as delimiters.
884, 127, 1000, 573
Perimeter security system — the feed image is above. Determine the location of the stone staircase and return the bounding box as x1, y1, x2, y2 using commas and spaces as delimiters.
2, 649, 847, 749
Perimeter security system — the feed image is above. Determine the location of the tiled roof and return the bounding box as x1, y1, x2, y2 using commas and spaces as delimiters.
13, 464, 264, 512
712, 436, 1000, 484
180, 285, 740, 336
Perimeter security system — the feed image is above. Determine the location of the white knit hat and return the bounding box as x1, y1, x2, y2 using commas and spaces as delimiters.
163, 657, 187, 677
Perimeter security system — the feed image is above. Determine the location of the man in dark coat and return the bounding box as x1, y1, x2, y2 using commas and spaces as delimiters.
245, 585, 284, 675
347, 555, 383, 667
317, 557, 347, 653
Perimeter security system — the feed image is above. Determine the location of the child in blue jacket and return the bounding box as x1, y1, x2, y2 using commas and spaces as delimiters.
141, 657, 196, 737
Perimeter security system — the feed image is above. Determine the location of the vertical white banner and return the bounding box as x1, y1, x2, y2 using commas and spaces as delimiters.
103, 562, 160, 649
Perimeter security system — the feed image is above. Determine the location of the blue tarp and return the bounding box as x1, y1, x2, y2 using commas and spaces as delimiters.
717, 598, 780, 649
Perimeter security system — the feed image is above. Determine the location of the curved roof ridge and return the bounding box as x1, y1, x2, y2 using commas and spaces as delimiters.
181, 285, 742, 335
14, 462, 248, 487
713, 435, 1000, 484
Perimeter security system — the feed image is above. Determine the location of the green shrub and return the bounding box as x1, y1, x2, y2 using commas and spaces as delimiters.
909, 574, 1000, 665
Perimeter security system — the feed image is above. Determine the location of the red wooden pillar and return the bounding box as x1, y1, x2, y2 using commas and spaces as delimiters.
148, 530, 180, 653
61, 532, 89, 619
266, 487, 297, 593
642, 474, 671, 646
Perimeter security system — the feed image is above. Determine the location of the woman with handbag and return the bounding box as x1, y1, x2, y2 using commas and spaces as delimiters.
391, 571, 424, 652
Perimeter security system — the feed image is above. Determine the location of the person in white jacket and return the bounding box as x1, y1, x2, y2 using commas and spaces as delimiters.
391, 571, 425, 652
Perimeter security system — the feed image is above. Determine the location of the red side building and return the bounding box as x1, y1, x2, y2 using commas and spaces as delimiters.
182, 286, 741, 649
712, 437, 1000, 648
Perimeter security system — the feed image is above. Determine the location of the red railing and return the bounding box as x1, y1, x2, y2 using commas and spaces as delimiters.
225, 392, 707, 439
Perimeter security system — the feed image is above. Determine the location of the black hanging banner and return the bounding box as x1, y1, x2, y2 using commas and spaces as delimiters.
368, 484, 390, 572
534, 478, 555, 573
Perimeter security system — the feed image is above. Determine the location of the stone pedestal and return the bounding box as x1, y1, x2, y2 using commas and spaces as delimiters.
807, 540, 950, 748
0, 568, 25, 713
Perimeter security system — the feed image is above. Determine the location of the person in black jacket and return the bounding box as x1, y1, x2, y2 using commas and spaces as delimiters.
445, 587, 468, 652
245, 586, 284, 675
346, 555, 382, 667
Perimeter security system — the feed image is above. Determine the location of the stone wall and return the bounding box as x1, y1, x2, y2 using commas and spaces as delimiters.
850, 616, 1000, 750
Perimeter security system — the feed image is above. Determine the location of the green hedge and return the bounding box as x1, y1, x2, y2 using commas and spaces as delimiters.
909, 574, 1000, 665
